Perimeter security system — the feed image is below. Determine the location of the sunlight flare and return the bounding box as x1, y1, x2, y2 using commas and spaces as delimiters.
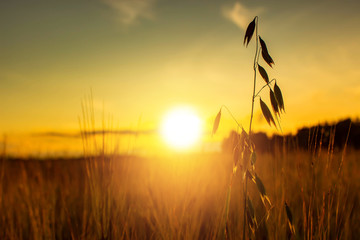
160, 107, 202, 150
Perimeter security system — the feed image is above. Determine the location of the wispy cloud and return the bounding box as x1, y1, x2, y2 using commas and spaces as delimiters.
32, 129, 156, 138
101, 0, 158, 25
222, 2, 264, 31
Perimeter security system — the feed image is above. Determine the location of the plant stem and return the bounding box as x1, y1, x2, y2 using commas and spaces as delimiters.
220, 105, 244, 240
254, 79, 276, 98
248, 16, 259, 137
243, 16, 258, 240
221, 105, 244, 130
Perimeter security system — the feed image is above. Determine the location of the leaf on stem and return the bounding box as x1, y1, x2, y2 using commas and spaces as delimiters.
247, 197, 257, 233
212, 109, 221, 136
260, 98, 276, 127
285, 202, 296, 235
246, 169, 255, 182
274, 82, 285, 113
242, 146, 251, 168
258, 64, 269, 84
247, 197, 255, 220
251, 151, 256, 165
244, 17, 256, 47
255, 174, 266, 196
270, 89, 279, 115
255, 174, 272, 207
259, 36, 274, 67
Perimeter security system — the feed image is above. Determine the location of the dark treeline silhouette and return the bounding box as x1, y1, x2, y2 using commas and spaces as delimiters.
222, 118, 360, 153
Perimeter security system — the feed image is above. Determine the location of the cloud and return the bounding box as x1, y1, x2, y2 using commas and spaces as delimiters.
32, 129, 156, 138
101, 0, 157, 25
222, 2, 264, 30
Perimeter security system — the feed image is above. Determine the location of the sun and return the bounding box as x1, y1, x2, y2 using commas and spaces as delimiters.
160, 107, 202, 150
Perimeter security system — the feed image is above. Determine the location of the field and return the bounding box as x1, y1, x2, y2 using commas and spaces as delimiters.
3, 1, 360, 239
1, 143, 359, 239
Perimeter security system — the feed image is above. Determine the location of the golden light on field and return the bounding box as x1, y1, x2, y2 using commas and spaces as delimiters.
160, 107, 202, 150
1, 0, 360, 157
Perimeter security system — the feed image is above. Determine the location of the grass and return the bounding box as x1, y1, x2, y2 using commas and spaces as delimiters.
1, 14, 357, 240
0, 143, 359, 239
0, 10, 357, 240
214, 16, 286, 240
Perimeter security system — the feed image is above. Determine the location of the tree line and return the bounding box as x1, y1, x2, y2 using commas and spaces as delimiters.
222, 118, 360, 153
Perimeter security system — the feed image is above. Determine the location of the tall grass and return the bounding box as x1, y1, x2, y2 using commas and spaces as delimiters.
212, 16, 287, 239
0, 134, 359, 239
1, 36, 359, 240
0, 96, 359, 239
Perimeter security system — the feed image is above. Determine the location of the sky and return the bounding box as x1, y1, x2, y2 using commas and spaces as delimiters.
1, 0, 360, 156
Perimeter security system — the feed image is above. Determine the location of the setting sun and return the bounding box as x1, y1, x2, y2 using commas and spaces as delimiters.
1, 1, 360, 239
160, 107, 202, 150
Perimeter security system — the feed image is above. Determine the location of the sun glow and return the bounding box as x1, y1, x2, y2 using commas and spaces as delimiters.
161, 107, 202, 150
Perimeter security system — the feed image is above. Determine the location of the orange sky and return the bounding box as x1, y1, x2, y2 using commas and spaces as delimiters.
1, 0, 360, 156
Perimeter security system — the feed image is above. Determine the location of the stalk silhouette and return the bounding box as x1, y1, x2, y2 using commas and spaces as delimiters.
212, 15, 286, 239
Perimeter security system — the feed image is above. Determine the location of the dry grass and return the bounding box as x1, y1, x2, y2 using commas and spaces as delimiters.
0, 144, 359, 239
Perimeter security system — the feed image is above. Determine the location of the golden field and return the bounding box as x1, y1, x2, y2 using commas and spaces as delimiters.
1, 142, 359, 239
